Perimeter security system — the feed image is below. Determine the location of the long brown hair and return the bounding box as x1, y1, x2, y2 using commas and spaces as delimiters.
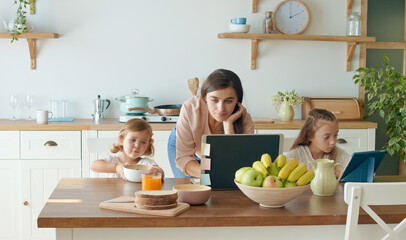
291, 108, 338, 159
200, 69, 244, 133
111, 119, 155, 156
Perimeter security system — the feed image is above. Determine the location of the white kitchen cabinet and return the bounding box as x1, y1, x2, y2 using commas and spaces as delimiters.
0, 131, 20, 240
19, 131, 81, 240
82, 130, 173, 178
20, 160, 81, 240
256, 128, 376, 155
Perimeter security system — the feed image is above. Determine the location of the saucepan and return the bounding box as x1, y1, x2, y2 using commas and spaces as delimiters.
128, 104, 182, 116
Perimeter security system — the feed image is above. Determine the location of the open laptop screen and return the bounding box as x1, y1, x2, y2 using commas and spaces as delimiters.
200, 134, 283, 190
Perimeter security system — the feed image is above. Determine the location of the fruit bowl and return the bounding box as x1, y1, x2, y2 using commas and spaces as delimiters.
234, 180, 310, 208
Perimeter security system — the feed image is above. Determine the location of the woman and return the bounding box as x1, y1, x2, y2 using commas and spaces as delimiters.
167, 69, 254, 178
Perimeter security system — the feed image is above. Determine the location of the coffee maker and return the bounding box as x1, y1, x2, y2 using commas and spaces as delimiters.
92, 95, 111, 122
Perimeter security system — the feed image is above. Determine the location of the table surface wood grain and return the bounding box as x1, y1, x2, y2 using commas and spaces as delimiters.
37, 177, 405, 228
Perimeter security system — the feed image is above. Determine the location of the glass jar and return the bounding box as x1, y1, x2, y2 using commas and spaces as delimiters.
264, 11, 274, 34
346, 12, 361, 36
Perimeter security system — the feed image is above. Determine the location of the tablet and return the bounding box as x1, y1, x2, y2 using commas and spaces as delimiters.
340, 150, 387, 182
200, 134, 284, 190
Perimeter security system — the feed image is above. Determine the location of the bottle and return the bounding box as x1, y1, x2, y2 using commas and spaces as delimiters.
264, 11, 274, 34
346, 12, 361, 36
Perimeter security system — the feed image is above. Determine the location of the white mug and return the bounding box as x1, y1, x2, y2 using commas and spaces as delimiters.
36, 110, 53, 124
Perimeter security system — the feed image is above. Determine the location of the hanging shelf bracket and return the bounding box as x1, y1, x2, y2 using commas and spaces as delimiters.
251, 39, 260, 69
27, 38, 36, 69
347, 0, 354, 18
252, 0, 259, 13
29, 0, 36, 14
346, 42, 357, 71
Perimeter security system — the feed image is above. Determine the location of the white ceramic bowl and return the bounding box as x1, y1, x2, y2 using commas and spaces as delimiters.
123, 164, 152, 182
229, 24, 250, 33
235, 180, 310, 208
173, 184, 211, 205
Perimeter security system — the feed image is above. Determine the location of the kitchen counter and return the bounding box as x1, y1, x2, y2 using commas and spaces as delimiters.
38, 178, 405, 240
0, 118, 377, 131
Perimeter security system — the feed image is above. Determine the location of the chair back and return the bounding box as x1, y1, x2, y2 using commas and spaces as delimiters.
344, 182, 406, 240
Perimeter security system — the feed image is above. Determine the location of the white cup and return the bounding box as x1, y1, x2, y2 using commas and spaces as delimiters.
36, 110, 53, 124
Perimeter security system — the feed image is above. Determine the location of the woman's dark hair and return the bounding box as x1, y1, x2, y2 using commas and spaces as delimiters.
290, 108, 338, 159
200, 69, 244, 133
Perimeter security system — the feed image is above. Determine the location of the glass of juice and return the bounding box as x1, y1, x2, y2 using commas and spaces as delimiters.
141, 172, 162, 191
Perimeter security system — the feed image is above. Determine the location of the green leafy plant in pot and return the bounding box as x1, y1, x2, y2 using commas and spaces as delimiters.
353, 56, 406, 167
9, 0, 35, 42
271, 90, 303, 121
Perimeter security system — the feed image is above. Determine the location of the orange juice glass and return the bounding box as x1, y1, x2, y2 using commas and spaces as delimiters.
141, 173, 162, 190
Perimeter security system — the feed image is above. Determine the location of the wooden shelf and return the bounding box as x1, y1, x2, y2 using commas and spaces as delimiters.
0, 32, 58, 69
218, 33, 376, 70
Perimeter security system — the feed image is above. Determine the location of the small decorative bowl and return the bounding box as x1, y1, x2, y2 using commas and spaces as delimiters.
229, 24, 250, 33
235, 180, 310, 208
173, 184, 211, 205
123, 164, 152, 182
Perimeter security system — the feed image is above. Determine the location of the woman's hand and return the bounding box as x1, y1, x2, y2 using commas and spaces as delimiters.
115, 163, 128, 180
223, 102, 246, 134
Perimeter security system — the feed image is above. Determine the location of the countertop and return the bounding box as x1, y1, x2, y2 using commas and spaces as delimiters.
0, 118, 377, 131
37, 177, 405, 228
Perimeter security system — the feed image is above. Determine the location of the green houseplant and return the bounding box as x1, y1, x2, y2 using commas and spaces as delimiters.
353, 56, 406, 163
10, 0, 35, 42
271, 90, 304, 121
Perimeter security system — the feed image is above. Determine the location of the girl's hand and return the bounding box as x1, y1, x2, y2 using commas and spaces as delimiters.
146, 166, 165, 180
115, 163, 128, 180
334, 169, 341, 179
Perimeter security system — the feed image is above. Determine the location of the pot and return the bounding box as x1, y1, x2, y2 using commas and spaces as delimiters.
128, 104, 182, 116
115, 89, 153, 115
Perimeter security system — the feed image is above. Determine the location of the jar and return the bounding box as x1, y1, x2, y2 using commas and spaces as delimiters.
346, 12, 361, 36
264, 11, 274, 34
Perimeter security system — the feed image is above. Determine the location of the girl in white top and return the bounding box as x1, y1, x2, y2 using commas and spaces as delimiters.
286, 108, 351, 177
91, 119, 165, 180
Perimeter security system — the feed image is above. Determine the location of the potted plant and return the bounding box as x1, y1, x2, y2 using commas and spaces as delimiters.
271, 90, 304, 121
353, 56, 406, 169
8, 0, 35, 42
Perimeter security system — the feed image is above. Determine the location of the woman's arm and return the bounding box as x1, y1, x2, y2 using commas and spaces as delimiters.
184, 160, 201, 177
223, 102, 246, 134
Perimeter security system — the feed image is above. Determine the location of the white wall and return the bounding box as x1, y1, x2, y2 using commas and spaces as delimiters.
0, 0, 362, 120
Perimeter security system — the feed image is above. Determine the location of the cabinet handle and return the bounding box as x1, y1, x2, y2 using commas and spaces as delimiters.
23, 201, 29, 206
44, 141, 58, 147
337, 138, 347, 144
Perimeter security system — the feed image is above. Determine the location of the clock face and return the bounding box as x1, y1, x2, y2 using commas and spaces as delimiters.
275, 0, 309, 34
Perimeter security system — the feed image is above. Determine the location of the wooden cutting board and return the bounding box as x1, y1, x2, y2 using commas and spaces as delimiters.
252, 117, 274, 124
99, 196, 190, 217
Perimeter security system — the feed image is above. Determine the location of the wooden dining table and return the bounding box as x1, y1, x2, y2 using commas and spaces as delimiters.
38, 177, 406, 240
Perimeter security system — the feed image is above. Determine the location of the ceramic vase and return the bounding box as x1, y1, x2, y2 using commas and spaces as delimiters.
277, 101, 294, 121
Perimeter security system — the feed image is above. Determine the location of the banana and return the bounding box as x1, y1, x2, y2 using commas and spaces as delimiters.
268, 161, 280, 176
252, 161, 268, 177
296, 170, 315, 186
278, 158, 298, 181
287, 163, 307, 183
275, 154, 287, 169
260, 153, 272, 169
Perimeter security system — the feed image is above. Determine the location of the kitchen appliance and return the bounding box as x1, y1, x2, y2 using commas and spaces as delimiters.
92, 95, 111, 122
115, 89, 153, 115
128, 104, 182, 116
119, 113, 179, 123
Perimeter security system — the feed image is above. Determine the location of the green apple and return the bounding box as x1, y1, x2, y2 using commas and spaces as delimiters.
235, 167, 253, 183
267, 162, 280, 176
240, 169, 263, 187
284, 181, 297, 188
263, 175, 283, 188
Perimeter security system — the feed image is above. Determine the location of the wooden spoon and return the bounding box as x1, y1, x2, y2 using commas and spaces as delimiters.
188, 77, 199, 96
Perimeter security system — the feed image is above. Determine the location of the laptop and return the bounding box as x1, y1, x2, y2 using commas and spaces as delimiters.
199, 134, 283, 190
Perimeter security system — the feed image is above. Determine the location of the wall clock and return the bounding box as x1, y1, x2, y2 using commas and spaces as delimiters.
274, 0, 310, 34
